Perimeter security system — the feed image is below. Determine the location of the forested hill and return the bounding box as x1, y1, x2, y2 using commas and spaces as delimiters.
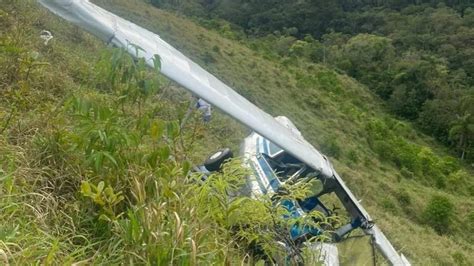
153, 0, 474, 162
152, 0, 473, 37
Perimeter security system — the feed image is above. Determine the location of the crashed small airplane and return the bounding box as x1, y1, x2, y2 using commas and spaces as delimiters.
38, 0, 411, 265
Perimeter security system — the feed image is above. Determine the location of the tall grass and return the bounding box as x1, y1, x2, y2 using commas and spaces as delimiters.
1, 5, 334, 262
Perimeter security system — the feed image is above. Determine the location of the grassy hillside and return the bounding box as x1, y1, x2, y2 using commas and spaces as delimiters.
1, 0, 473, 264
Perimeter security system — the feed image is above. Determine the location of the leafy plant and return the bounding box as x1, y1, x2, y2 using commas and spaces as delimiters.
422, 195, 455, 234
93, 47, 161, 115
81, 181, 125, 222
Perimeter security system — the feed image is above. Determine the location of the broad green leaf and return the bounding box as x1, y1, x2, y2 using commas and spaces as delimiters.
80, 181, 92, 196
97, 181, 105, 194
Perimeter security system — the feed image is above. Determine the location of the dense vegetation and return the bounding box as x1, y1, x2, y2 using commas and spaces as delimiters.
1, 0, 473, 264
2, 1, 334, 264
153, 0, 474, 162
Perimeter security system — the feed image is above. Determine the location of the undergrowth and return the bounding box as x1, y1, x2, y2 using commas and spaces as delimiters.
0, 4, 334, 263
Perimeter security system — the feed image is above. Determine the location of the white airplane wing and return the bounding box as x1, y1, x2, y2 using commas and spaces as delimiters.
37, 1, 410, 265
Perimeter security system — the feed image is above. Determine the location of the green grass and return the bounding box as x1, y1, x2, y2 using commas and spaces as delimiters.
1, 0, 473, 264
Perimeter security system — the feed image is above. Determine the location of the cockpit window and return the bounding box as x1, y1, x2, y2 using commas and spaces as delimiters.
268, 141, 283, 157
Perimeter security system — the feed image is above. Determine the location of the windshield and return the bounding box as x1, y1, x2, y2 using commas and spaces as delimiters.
268, 141, 283, 157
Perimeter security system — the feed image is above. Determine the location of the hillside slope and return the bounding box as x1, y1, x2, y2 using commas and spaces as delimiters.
93, 0, 473, 262
1, 0, 473, 264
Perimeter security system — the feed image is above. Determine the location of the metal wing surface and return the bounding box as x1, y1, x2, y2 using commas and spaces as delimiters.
37, 1, 410, 265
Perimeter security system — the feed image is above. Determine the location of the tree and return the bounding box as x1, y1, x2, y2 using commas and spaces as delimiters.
389, 54, 448, 120
449, 97, 474, 160
338, 34, 396, 98
418, 87, 462, 144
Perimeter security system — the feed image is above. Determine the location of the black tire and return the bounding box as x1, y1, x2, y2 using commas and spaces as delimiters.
204, 148, 233, 172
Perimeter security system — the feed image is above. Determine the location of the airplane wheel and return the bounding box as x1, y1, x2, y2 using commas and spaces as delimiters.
204, 148, 233, 172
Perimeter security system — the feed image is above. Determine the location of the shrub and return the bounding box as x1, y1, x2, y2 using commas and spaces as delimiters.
391, 138, 422, 174
446, 170, 470, 194
347, 149, 359, 163
320, 137, 342, 158
418, 147, 437, 174
381, 197, 397, 213
452, 252, 468, 266
422, 195, 455, 234
396, 189, 411, 205
433, 172, 447, 189
365, 119, 466, 191
399, 167, 414, 180
372, 140, 394, 161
